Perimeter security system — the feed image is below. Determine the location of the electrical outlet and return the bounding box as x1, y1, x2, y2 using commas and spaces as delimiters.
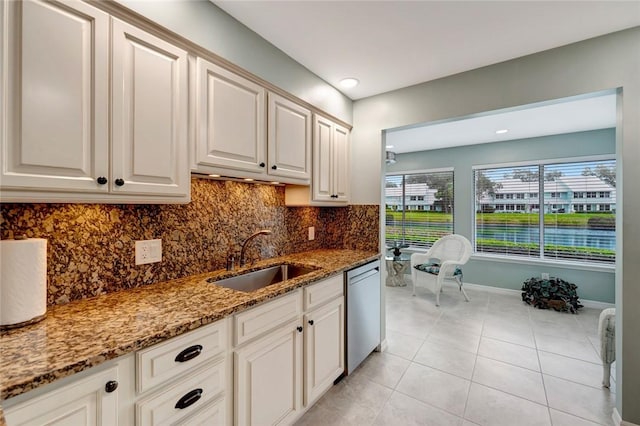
541, 272, 550, 280
135, 239, 162, 265
308, 226, 315, 241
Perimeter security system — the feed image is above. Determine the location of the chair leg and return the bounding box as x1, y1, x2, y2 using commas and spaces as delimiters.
602, 362, 612, 388
412, 280, 416, 296
457, 276, 470, 302
435, 290, 440, 306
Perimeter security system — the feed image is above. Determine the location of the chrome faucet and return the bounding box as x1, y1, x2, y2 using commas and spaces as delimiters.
239, 230, 272, 267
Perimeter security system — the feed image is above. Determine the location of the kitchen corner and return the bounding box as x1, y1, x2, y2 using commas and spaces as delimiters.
0, 178, 380, 424
0, 249, 378, 401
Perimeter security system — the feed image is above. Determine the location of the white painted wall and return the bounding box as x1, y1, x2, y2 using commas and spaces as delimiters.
117, 0, 353, 124
352, 27, 640, 424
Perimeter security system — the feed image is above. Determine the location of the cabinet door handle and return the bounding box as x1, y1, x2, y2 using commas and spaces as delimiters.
308, 320, 314, 326
297, 326, 303, 333
259, 162, 266, 167
114, 178, 125, 187
105, 380, 118, 393
96, 176, 108, 185
175, 388, 203, 410
271, 165, 277, 170
175, 344, 203, 363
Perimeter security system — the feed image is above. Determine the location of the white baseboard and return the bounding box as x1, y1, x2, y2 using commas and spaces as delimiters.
612, 407, 640, 426
613, 408, 622, 425
463, 282, 615, 309
378, 338, 388, 353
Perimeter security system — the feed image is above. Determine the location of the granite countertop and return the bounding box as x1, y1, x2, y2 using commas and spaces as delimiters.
0, 249, 378, 403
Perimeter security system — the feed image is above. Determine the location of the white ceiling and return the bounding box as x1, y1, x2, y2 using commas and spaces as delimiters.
213, 1, 640, 100
385, 93, 617, 153
213, 1, 632, 152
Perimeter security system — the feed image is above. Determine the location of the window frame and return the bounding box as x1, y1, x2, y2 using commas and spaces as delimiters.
472, 155, 616, 266
385, 167, 455, 250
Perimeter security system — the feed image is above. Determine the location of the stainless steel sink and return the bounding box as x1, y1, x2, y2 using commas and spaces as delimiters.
206, 264, 319, 292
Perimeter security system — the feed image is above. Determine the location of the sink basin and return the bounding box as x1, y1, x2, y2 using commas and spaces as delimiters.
207, 264, 319, 293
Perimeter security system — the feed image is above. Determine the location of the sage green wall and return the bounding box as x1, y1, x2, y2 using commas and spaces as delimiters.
353, 27, 640, 423
388, 129, 616, 303
117, 0, 352, 124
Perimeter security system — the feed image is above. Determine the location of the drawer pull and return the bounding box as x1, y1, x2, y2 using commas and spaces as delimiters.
175, 344, 203, 363
105, 380, 118, 393
175, 388, 203, 410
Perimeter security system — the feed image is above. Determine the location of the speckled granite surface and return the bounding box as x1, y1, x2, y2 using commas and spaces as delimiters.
0, 179, 379, 306
0, 249, 378, 402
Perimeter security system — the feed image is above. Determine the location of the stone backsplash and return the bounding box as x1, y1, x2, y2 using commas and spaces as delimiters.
0, 178, 379, 305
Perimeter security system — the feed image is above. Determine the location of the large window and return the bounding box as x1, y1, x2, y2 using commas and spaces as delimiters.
385, 170, 454, 249
474, 159, 616, 264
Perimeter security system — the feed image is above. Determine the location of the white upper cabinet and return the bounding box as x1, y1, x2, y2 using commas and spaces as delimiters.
267, 92, 311, 183
313, 115, 350, 203
191, 59, 312, 184
194, 57, 266, 175
111, 18, 189, 197
1, 0, 110, 193
332, 123, 350, 202
0, 1, 189, 203
285, 114, 350, 206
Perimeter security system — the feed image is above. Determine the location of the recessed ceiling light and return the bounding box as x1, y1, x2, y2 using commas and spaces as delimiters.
386, 144, 394, 149
496, 129, 509, 134
340, 78, 359, 88
244, 178, 254, 182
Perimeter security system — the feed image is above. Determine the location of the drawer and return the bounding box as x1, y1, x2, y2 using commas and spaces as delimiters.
137, 319, 227, 393
136, 358, 226, 426
234, 290, 302, 346
304, 274, 344, 311
175, 395, 226, 426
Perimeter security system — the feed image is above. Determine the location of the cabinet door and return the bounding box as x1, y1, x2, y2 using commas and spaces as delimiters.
4, 363, 121, 426
195, 57, 266, 174
332, 123, 350, 202
235, 320, 303, 426
111, 18, 189, 197
267, 92, 311, 182
312, 115, 335, 202
1, 0, 109, 192
304, 297, 345, 406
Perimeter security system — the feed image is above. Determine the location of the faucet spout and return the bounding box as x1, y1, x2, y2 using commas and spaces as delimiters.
240, 229, 272, 267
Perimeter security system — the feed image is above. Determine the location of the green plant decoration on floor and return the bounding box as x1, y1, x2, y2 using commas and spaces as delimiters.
521, 277, 583, 313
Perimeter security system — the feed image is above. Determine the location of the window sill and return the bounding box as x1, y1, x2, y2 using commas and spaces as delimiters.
470, 253, 615, 273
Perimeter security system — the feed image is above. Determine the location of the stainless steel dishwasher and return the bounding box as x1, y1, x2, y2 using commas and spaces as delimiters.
345, 259, 381, 374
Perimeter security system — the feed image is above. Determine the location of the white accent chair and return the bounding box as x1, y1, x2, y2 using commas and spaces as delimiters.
410, 234, 472, 306
598, 308, 616, 388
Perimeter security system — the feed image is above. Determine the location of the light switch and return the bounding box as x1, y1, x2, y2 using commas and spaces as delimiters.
308, 227, 315, 241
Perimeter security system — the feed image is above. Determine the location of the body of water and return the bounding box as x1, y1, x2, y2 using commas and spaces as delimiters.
477, 224, 615, 250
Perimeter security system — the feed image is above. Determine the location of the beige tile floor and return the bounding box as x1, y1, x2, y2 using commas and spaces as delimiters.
296, 283, 615, 426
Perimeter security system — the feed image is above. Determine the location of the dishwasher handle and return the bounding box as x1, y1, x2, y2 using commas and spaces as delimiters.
348, 267, 380, 285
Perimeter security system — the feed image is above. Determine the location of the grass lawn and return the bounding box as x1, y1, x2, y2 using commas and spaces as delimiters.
386, 210, 614, 228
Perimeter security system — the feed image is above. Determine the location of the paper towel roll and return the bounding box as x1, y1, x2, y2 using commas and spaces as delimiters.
1, 238, 47, 328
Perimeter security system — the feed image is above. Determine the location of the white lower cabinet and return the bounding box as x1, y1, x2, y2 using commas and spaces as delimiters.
3, 354, 134, 426
134, 318, 230, 426
3, 278, 346, 426
135, 358, 227, 426
233, 276, 345, 426
304, 296, 345, 407
234, 319, 304, 426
